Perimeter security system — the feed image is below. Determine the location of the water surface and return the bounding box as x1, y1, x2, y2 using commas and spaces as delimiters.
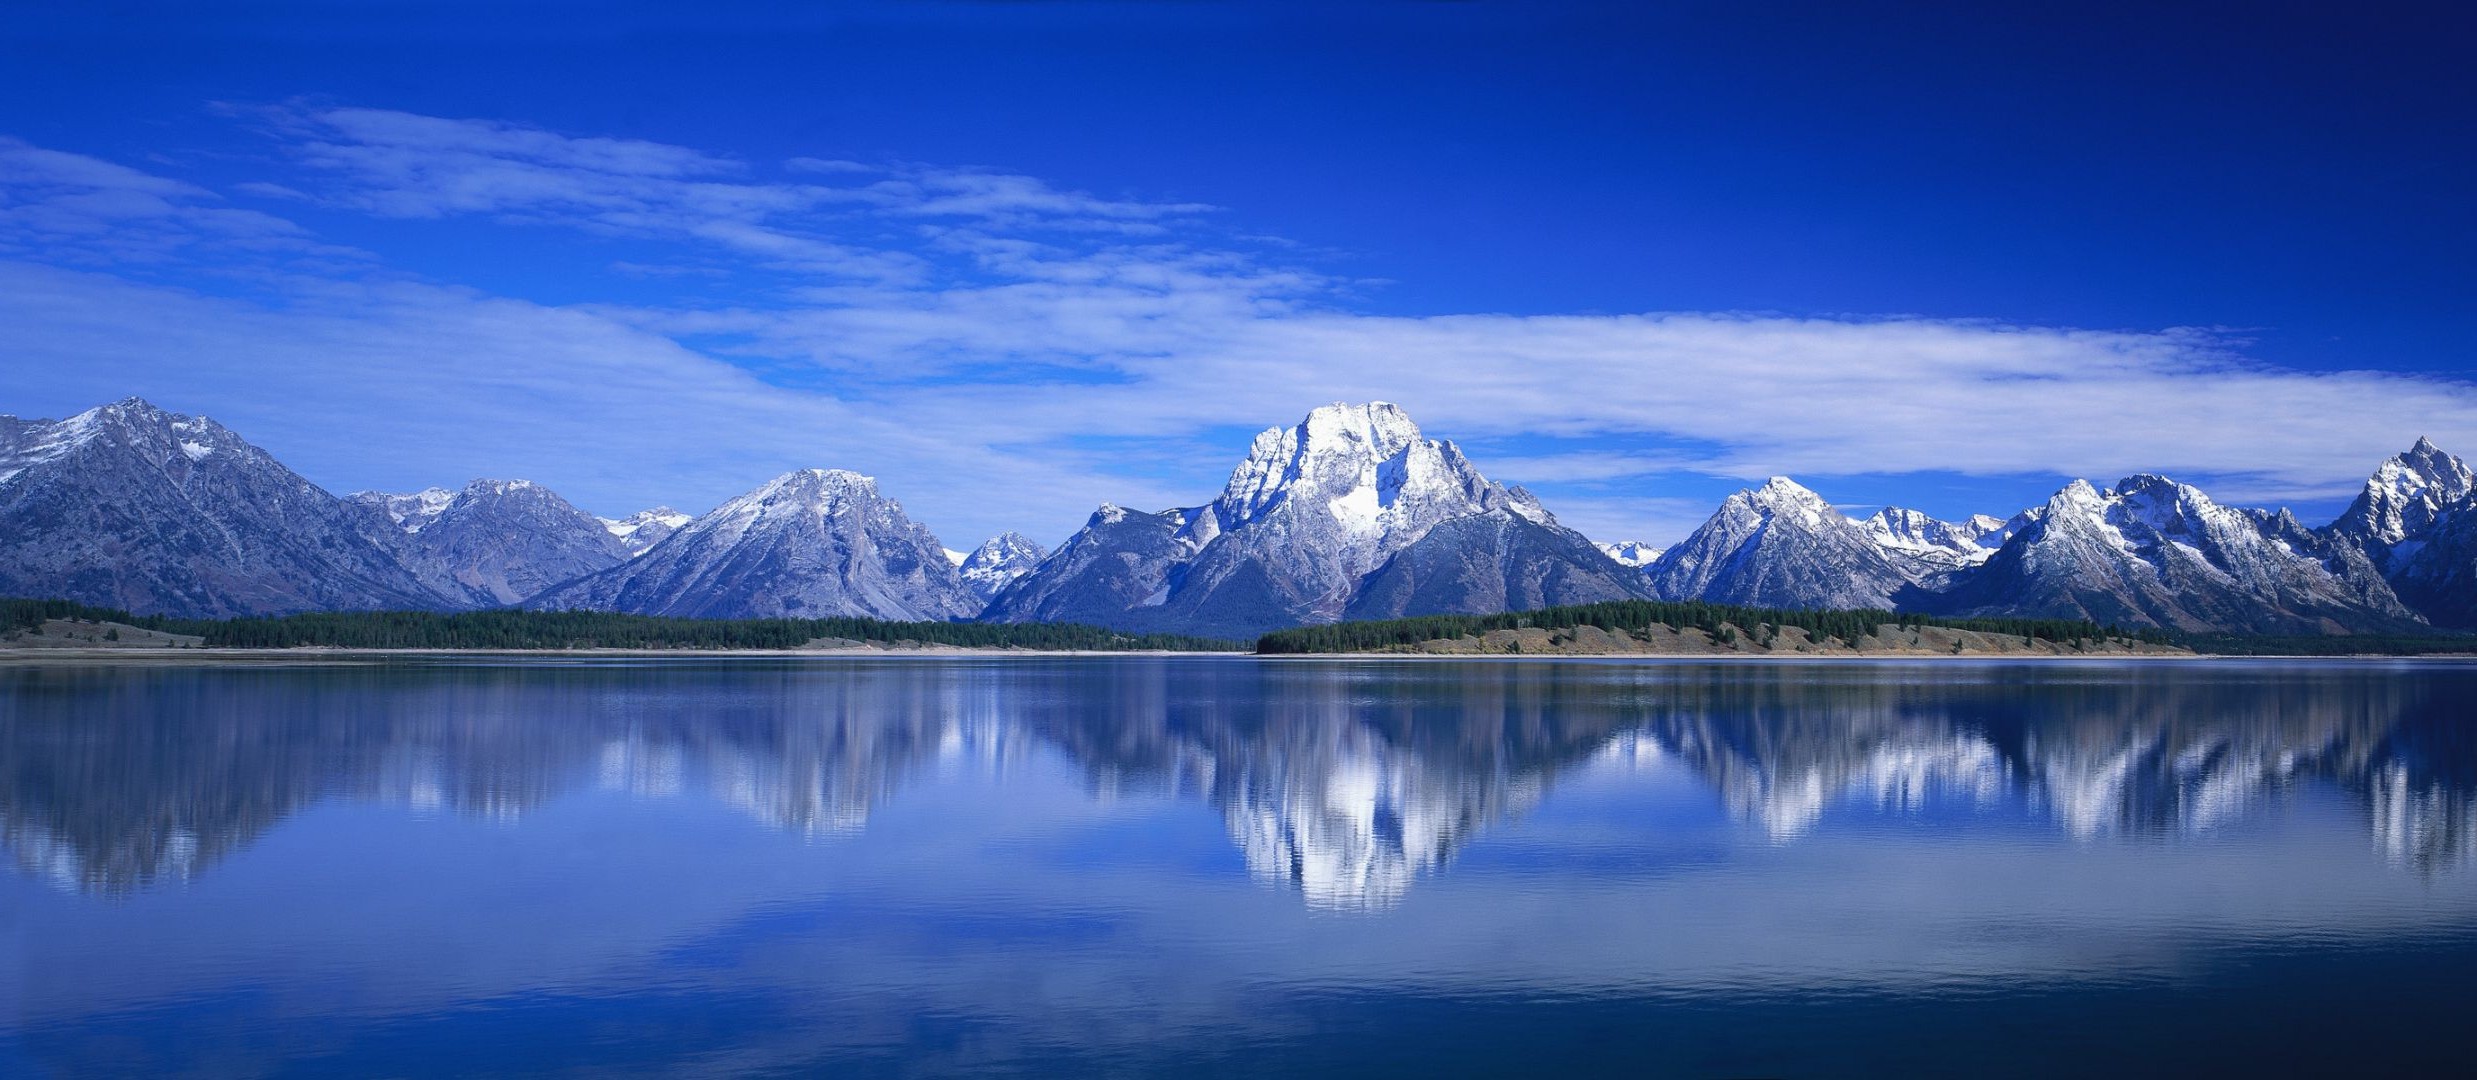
5, 657, 2474, 1076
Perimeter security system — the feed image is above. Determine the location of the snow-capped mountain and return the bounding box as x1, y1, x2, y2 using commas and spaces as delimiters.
1863, 508, 2016, 571
528, 468, 980, 621
985, 402, 1649, 638
1936, 474, 2419, 633
0, 398, 447, 617
601, 507, 692, 556
1646, 478, 1931, 610
2328, 439, 2477, 628
955, 531, 1048, 602
1597, 540, 1663, 568
351, 479, 630, 607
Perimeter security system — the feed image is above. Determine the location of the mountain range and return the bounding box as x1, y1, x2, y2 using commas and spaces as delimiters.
3, 396, 2472, 637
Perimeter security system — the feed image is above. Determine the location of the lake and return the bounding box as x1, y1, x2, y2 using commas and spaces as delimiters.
5, 657, 2474, 1076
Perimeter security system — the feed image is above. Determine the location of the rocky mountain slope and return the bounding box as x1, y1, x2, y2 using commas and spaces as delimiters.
985, 402, 1648, 638
1646, 478, 1930, 609
1934, 475, 2420, 633
2327, 439, 2477, 628
955, 531, 1048, 602
528, 468, 981, 621
0, 399, 448, 617
352, 479, 630, 606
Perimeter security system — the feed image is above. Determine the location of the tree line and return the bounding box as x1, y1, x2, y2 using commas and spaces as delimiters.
2, 599, 1235, 651
1253, 599, 2180, 654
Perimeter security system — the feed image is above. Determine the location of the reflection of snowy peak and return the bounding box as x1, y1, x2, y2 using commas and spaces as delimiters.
988, 402, 1647, 638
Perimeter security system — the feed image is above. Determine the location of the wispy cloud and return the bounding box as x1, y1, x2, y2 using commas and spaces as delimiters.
4, 112, 2474, 548
0, 137, 349, 266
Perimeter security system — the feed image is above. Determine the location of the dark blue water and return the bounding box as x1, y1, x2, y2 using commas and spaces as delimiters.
4, 657, 2474, 1077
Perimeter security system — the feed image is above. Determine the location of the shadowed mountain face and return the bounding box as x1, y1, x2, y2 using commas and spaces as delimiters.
7, 659, 2471, 904
527, 468, 982, 621
0, 399, 448, 617
2329, 439, 2477, 629
351, 479, 631, 607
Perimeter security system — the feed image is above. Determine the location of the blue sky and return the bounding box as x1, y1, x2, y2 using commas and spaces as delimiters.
3, 1, 2474, 548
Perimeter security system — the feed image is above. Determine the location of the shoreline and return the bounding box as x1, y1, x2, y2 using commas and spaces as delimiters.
4, 647, 2472, 663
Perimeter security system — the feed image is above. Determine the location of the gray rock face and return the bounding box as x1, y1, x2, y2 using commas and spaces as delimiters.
351, 479, 630, 607
1647, 479, 1927, 610
982, 505, 1203, 632
1936, 475, 2420, 633
601, 507, 692, 556
956, 531, 1049, 603
986, 402, 1645, 638
528, 469, 980, 621
2327, 439, 2477, 628
1346, 513, 1653, 622
0, 398, 448, 617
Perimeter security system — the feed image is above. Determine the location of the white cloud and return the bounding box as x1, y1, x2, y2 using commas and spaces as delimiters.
6, 115, 2476, 549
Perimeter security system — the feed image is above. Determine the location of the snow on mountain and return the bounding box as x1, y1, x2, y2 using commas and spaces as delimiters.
1861, 507, 2019, 573
986, 402, 1649, 638
600, 507, 693, 556
1646, 477, 1928, 610
1597, 540, 1663, 568
359, 487, 459, 533
956, 531, 1049, 602
2329, 439, 2477, 627
0, 398, 449, 617
529, 468, 980, 621
1938, 474, 2419, 633
351, 479, 631, 606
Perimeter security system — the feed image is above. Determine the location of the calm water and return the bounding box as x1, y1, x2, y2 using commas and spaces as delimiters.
4, 657, 2475, 1077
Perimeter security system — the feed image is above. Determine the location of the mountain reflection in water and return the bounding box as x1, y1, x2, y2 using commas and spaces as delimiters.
5, 658, 2471, 906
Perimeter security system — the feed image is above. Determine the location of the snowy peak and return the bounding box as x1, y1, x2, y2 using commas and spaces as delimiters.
1648, 477, 1924, 609
1209, 401, 1516, 536
1864, 507, 2002, 568
601, 507, 692, 555
1943, 471, 2419, 633
957, 531, 1050, 600
2336, 438, 2474, 548
1598, 540, 1663, 568
529, 467, 979, 621
988, 402, 1639, 637
1747, 475, 1829, 512
2, 397, 268, 487
0, 397, 451, 617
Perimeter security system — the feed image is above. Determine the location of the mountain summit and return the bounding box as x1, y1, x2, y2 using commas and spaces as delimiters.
528, 468, 980, 621
986, 402, 1648, 638
1646, 478, 1927, 609
0, 399, 444, 617
2328, 439, 2477, 627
